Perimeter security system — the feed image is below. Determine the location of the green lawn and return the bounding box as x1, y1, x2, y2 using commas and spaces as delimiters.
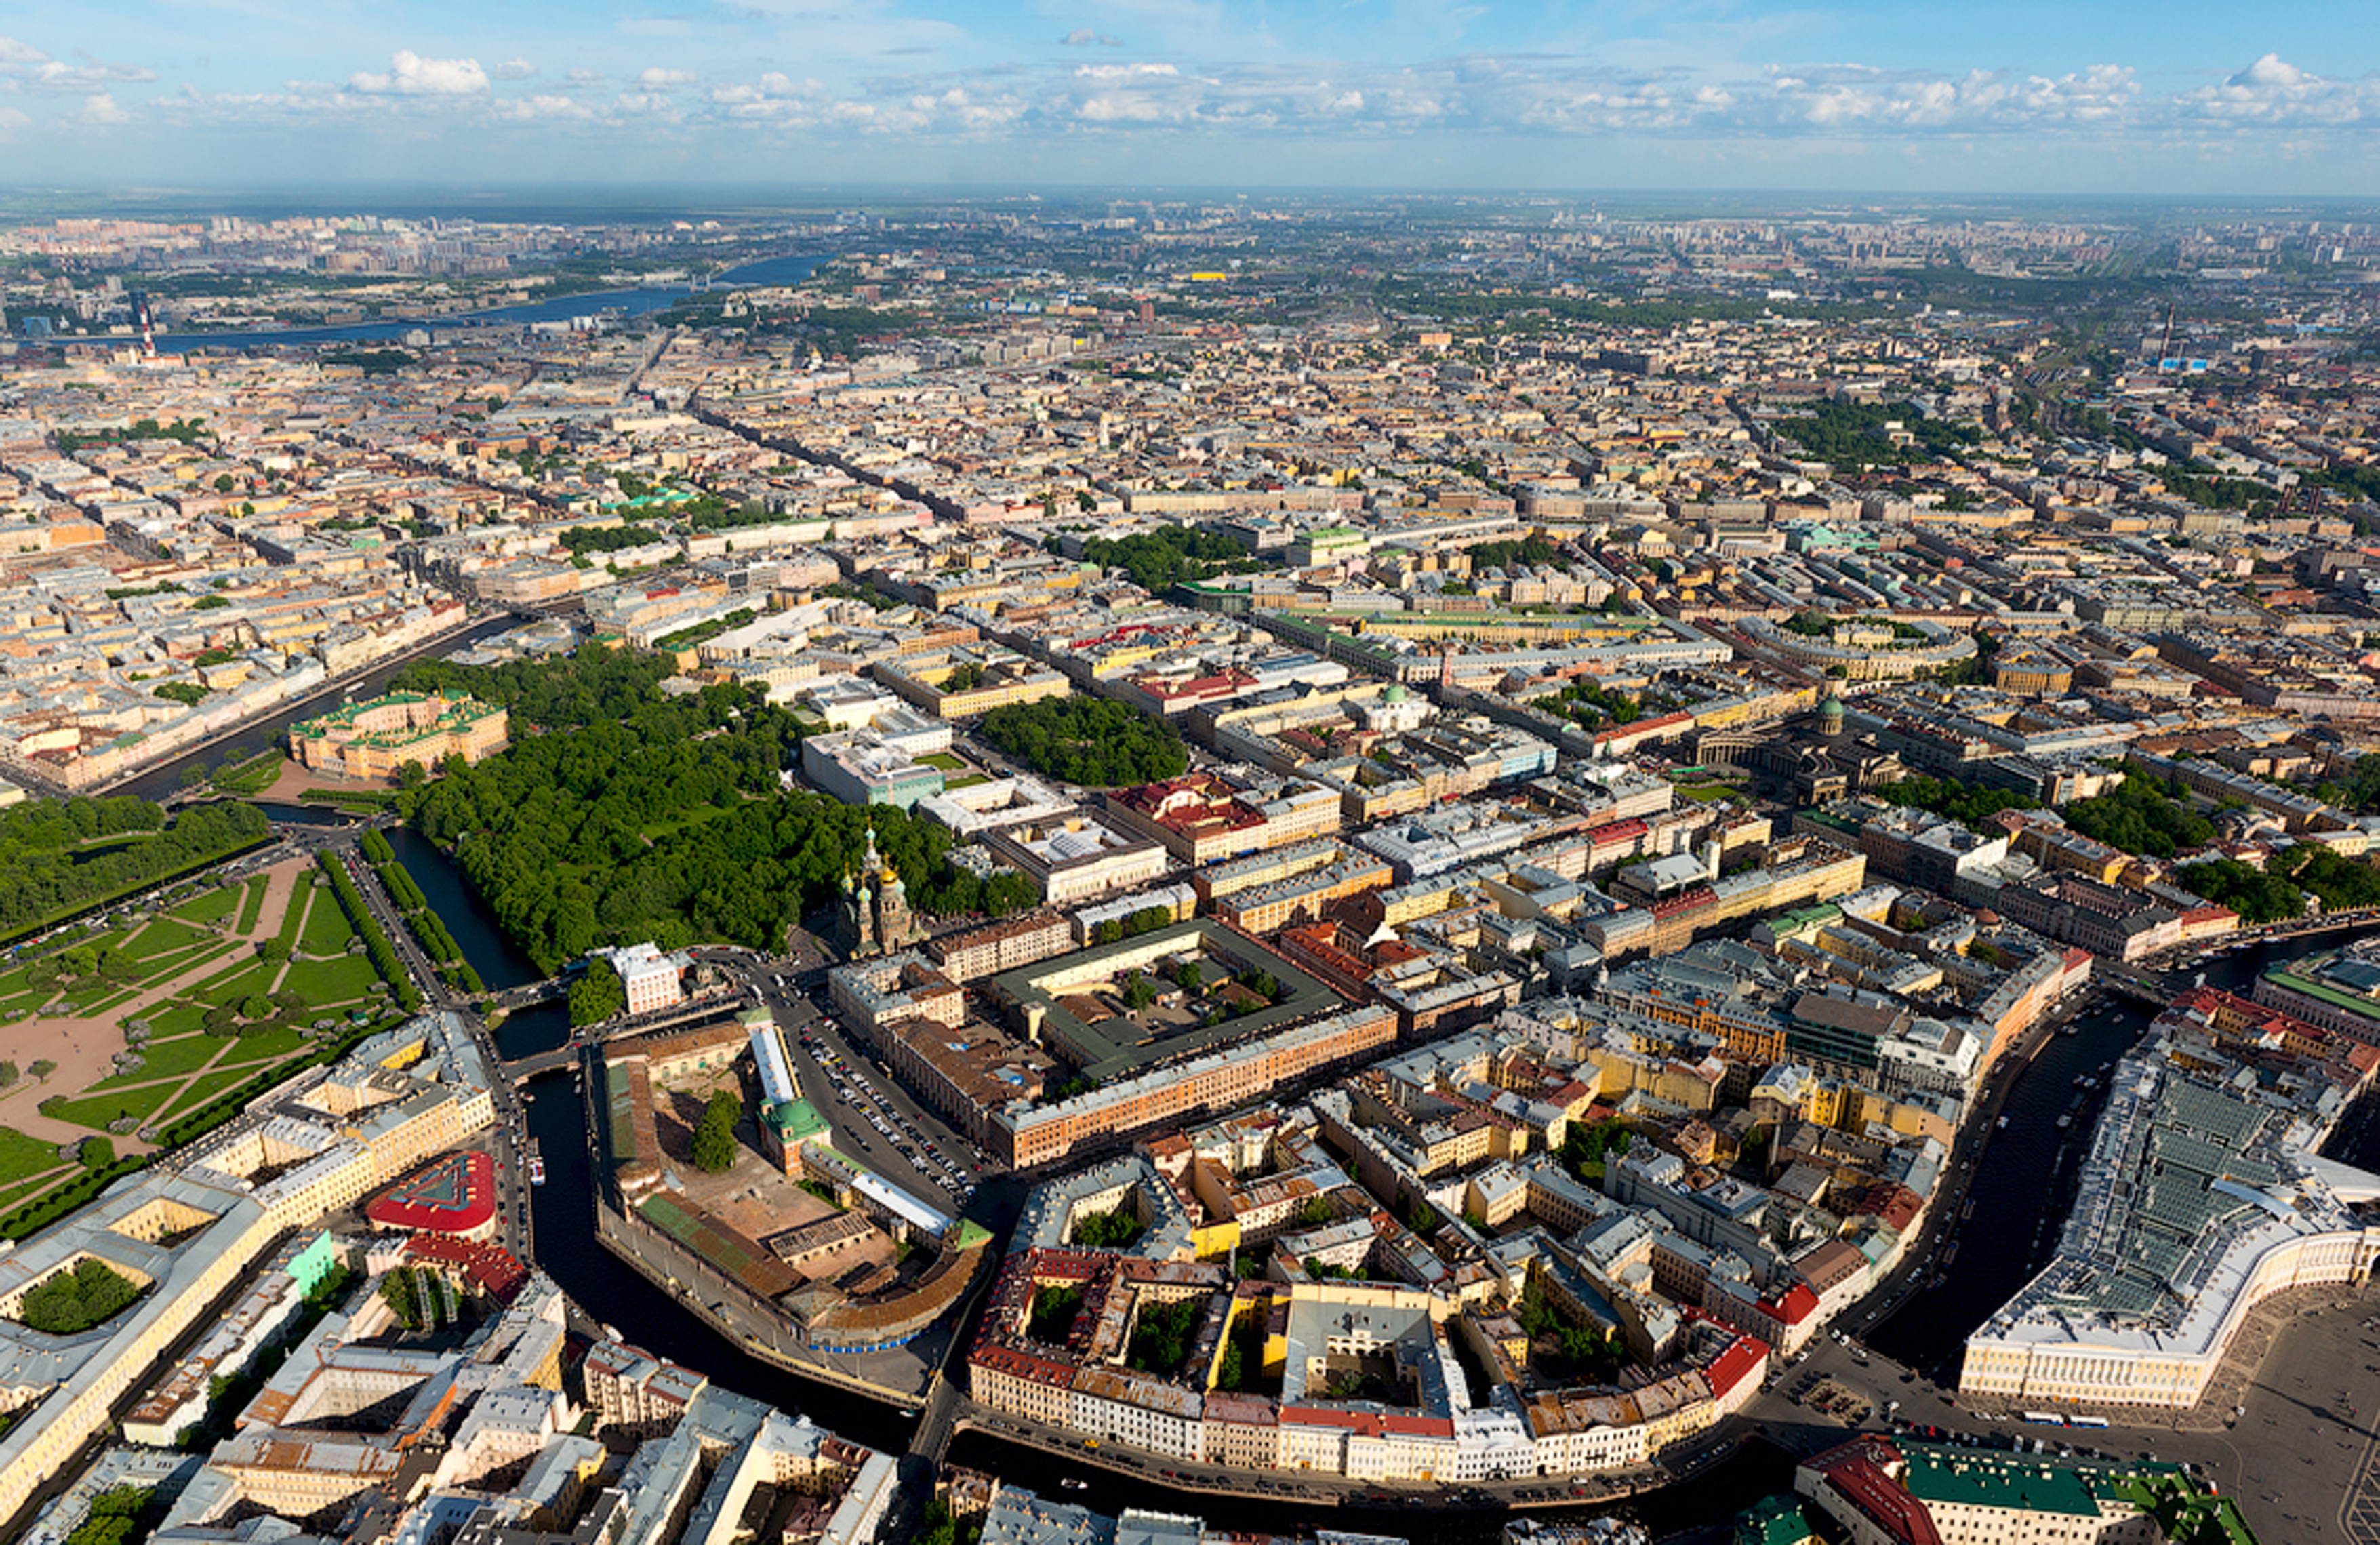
124, 917, 214, 961
198, 960, 277, 1008
299, 897, 357, 957
142, 1000, 215, 1040
216, 1028, 308, 1066
0, 1125, 64, 1188
234, 876, 269, 934
128, 940, 233, 990
213, 750, 285, 795
42, 1079, 184, 1133
77, 988, 141, 1017
169, 886, 241, 927
273, 885, 315, 954
278, 954, 380, 1005
153, 1066, 259, 1123
919, 752, 967, 771
0, 1169, 74, 1215
944, 774, 990, 790
89, 1033, 225, 1088
636, 803, 737, 843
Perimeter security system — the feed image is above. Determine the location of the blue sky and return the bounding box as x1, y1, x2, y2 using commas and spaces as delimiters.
4, 0, 2379, 193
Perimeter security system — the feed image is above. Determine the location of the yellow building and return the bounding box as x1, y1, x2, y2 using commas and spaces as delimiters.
290, 690, 508, 780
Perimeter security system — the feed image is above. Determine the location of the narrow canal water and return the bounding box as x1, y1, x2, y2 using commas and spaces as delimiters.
399, 803, 2371, 1545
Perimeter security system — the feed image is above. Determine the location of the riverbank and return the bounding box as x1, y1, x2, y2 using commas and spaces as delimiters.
94, 611, 510, 801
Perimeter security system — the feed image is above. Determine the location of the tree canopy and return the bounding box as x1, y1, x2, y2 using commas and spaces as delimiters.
2063, 771, 2215, 860
978, 695, 1188, 788
0, 797, 264, 938
399, 649, 1005, 971
691, 1091, 742, 1173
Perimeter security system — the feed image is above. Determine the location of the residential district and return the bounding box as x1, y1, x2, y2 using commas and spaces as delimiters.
10, 195, 2380, 1545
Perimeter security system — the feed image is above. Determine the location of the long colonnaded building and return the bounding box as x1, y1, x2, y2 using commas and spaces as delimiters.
0, 1012, 493, 1528
1958, 1035, 2380, 1412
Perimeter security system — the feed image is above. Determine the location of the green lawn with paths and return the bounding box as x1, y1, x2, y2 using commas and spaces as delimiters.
299, 897, 357, 957
88, 1033, 225, 1087
168, 887, 241, 927
41, 1081, 182, 1133
216, 1028, 308, 1065
197, 960, 277, 1007
123, 917, 214, 960
273, 883, 315, 953
0, 1125, 66, 1188
152, 1066, 258, 1123
277, 954, 379, 1004
141, 1001, 214, 1039
234, 876, 269, 934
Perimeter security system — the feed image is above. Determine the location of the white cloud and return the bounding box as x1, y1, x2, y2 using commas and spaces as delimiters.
0, 37, 48, 64
1061, 28, 1121, 47
493, 93, 591, 120
13, 57, 156, 94
1765, 62, 2138, 133
348, 49, 490, 96
566, 67, 605, 83
637, 66, 695, 86
493, 58, 538, 81
80, 92, 128, 123
0, 105, 30, 130
2173, 54, 2380, 127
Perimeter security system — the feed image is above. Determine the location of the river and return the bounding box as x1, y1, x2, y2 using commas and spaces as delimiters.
388, 816, 2370, 1541
152, 252, 826, 353
1865, 930, 2380, 1378
110, 614, 520, 802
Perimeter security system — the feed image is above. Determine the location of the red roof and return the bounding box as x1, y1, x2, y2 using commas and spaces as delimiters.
403, 1235, 527, 1303
365, 1151, 497, 1235
1804, 1437, 1941, 1545
1704, 1333, 1769, 1400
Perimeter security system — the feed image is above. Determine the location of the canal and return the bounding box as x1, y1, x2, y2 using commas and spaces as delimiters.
153, 253, 826, 353
398, 805, 2370, 1542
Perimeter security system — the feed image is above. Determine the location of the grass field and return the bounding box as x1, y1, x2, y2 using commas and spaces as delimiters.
299, 896, 357, 957
919, 752, 967, 771
44, 1081, 184, 1133
278, 954, 380, 1005
216, 1028, 308, 1065
88, 1033, 225, 1088
274, 883, 316, 953
234, 875, 269, 934
123, 916, 214, 961
153, 1066, 258, 1123
142, 1001, 214, 1039
212, 751, 285, 796
197, 959, 278, 1008
169, 886, 241, 927
0, 1125, 64, 1188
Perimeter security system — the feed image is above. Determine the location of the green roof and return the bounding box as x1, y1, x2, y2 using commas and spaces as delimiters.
1901, 1449, 2102, 1517
2262, 963, 2380, 1025
1733, 1496, 1816, 1545
768, 1098, 828, 1142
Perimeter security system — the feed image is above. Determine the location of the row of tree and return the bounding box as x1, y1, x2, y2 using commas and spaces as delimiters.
358, 832, 481, 993
315, 856, 422, 1012
0, 798, 266, 937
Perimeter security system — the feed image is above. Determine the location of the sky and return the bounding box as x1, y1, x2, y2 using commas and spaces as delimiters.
3, 0, 2380, 196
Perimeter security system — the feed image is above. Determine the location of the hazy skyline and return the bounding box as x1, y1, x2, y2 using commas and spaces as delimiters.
4, 0, 2379, 195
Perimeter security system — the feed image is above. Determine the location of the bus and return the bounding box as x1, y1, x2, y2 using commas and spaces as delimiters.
2066, 1415, 2110, 1429
2021, 1411, 2070, 1426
